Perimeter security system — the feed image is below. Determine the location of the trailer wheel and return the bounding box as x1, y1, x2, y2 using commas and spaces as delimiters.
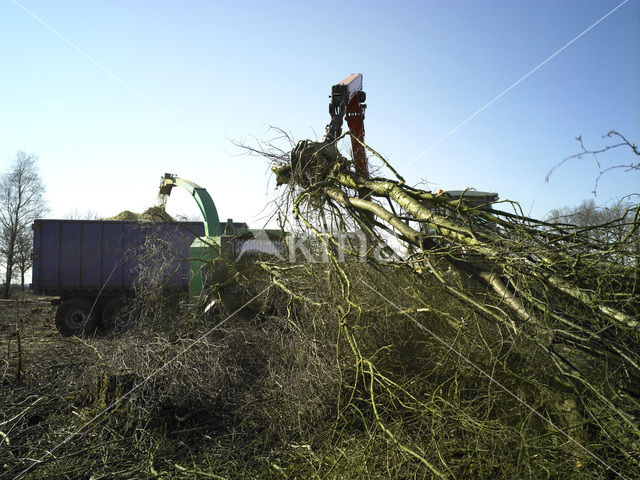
55, 298, 98, 337
101, 297, 130, 331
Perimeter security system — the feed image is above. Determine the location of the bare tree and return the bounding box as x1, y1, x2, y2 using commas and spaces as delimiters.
0, 152, 47, 298
547, 199, 638, 268
546, 130, 639, 195
63, 208, 100, 220
548, 199, 632, 239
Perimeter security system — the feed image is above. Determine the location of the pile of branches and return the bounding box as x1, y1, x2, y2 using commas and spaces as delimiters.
2, 133, 638, 479
259, 131, 639, 478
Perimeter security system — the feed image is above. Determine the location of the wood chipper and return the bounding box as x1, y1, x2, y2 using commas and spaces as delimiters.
159, 173, 286, 301
158, 173, 223, 299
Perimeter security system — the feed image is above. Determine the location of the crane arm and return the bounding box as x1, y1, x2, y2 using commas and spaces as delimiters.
159, 173, 221, 237
324, 73, 368, 178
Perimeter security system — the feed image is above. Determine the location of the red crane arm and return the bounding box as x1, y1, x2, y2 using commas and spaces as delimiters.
324, 74, 368, 178
345, 94, 367, 178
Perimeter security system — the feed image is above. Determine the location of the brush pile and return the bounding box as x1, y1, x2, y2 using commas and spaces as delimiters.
1, 134, 638, 479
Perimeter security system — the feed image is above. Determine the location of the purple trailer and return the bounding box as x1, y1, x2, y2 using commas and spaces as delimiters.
31, 219, 205, 336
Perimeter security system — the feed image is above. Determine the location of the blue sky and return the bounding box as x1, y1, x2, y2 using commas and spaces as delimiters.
1, 0, 638, 225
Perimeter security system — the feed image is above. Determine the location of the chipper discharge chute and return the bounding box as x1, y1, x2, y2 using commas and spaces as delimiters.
159, 173, 224, 299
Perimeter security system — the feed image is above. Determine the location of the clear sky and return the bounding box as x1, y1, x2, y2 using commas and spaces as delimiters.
1, 0, 638, 226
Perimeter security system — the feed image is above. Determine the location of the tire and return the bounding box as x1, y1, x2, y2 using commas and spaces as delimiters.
101, 296, 130, 332
55, 298, 98, 337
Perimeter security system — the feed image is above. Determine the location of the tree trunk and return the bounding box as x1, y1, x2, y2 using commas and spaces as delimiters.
4, 260, 13, 298
4, 236, 15, 299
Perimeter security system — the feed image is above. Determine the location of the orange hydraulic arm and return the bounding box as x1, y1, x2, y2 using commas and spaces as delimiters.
324, 73, 368, 178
